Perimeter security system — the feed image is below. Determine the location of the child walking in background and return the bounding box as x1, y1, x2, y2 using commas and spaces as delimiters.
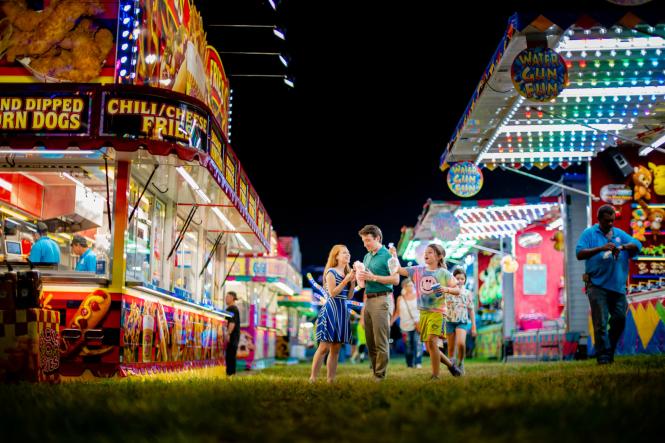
390, 243, 462, 379
391, 278, 422, 368
351, 311, 367, 363
444, 268, 477, 375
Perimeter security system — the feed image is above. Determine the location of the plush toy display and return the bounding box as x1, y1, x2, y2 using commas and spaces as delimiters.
479, 255, 502, 305
551, 230, 565, 252
632, 165, 653, 205
631, 208, 650, 242
500, 255, 519, 273
648, 163, 665, 196
648, 207, 665, 241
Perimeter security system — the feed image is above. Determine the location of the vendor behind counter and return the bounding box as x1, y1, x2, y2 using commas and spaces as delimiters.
3, 220, 98, 274
28, 222, 61, 265
71, 235, 97, 272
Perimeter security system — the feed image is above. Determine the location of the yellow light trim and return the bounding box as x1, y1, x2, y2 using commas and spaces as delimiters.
0, 206, 28, 221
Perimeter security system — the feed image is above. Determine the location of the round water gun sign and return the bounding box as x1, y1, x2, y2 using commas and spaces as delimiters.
511, 47, 568, 102
447, 162, 483, 198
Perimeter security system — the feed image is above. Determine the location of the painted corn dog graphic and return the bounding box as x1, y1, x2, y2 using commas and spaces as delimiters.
61, 289, 112, 358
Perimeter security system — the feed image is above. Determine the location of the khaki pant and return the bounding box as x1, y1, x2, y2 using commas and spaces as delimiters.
364, 295, 390, 378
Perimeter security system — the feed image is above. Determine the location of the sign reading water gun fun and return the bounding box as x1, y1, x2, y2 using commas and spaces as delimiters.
447, 161, 484, 198
511, 47, 568, 102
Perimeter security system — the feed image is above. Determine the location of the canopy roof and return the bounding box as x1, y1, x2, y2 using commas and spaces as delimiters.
402, 196, 561, 261
441, 10, 665, 169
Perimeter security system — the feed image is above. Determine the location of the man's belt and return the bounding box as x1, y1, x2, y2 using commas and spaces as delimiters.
366, 291, 391, 299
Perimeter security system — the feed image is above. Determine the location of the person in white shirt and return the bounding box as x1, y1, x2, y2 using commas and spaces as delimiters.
443, 268, 477, 375
391, 279, 422, 368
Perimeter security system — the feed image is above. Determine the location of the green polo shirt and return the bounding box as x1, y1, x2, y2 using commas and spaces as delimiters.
363, 246, 393, 293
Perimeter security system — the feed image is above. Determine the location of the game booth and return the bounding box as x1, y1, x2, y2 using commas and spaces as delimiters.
0, 0, 274, 382
276, 289, 317, 364
437, 10, 665, 357
224, 247, 303, 370
397, 195, 577, 361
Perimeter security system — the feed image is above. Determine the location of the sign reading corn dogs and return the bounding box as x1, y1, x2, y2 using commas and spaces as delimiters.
0, 94, 91, 134
102, 91, 209, 150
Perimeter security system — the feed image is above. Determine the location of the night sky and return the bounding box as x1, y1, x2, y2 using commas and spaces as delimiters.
201, 0, 659, 268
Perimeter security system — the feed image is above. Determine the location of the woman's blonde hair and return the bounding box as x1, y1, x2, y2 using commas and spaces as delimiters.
324, 244, 353, 292
427, 243, 446, 268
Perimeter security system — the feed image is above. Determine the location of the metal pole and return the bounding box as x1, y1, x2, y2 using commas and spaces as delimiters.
470, 243, 506, 256
208, 24, 274, 28
219, 51, 279, 55
231, 74, 284, 78
500, 165, 600, 201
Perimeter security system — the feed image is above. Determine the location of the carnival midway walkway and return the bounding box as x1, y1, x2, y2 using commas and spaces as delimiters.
2, 356, 663, 442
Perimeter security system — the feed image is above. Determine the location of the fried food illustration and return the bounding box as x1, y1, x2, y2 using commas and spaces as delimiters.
1, 0, 112, 81
30, 19, 113, 81
1, 0, 53, 32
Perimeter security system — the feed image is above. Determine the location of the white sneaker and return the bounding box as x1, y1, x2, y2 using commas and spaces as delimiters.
416, 364, 422, 368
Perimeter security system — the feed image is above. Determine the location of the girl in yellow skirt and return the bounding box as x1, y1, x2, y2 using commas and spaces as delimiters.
390, 243, 462, 379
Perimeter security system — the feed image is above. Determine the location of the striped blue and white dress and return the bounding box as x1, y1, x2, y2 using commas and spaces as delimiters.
316, 269, 353, 343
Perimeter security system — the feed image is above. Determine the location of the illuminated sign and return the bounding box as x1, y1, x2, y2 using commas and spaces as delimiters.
239, 175, 248, 208
225, 152, 236, 191
248, 192, 257, 220
511, 47, 568, 102
102, 91, 208, 150
447, 162, 484, 198
0, 94, 91, 135
209, 125, 225, 175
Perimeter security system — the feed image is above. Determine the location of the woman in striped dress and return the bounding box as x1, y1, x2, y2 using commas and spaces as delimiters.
309, 244, 355, 382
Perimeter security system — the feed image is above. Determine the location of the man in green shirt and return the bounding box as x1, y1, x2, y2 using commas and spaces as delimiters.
358, 225, 399, 380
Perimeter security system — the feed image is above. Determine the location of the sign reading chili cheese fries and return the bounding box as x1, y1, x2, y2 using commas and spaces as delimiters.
102, 91, 209, 150
0, 94, 91, 135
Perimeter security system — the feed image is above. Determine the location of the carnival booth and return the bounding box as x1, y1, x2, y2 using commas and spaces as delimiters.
437, 9, 665, 358
0, 0, 274, 381
276, 290, 317, 364
589, 149, 665, 354
398, 196, 574, 360
225, 246, 303, 370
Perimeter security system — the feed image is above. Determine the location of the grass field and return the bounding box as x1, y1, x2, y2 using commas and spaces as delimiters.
2, 356, 664, 443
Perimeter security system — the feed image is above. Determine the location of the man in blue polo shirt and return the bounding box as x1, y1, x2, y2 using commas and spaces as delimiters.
576, 205, 641, 365
71, 235, 97, 273
28, 222, 61, 265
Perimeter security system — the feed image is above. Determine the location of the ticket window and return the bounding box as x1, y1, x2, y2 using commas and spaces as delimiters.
125, 178, 165, 285
201, 238, 216, 306
172, 216, 199, 300
151, 199, 166, 286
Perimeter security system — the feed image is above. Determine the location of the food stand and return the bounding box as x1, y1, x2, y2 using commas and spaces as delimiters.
0, 0, 273, 381
276, 290, 317, 364
225, 252, 302, 370
438, 11, 665, 357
